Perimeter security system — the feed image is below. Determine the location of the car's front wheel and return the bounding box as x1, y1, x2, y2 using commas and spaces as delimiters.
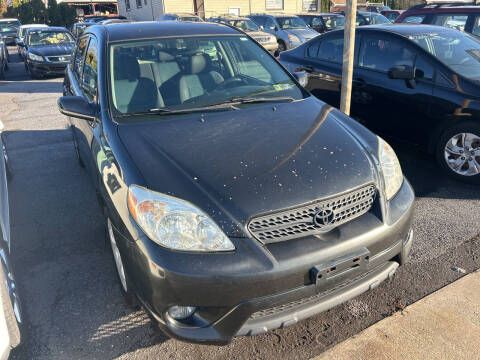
107, 218, 138, 308
436, 122, 480, 184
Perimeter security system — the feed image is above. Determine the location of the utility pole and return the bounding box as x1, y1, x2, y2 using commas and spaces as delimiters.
339, 0, 357, 115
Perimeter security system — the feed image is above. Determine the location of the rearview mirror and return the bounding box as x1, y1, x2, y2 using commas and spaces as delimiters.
58, 96, 96, 121
388, 65, 415, 80
294, 71, 308, 87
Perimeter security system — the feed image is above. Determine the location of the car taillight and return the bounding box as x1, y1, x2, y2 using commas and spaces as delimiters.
276, 56, 280, 61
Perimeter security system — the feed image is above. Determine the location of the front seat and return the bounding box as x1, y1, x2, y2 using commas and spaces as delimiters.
179, 54, 224, 103
112, 53, 163, 113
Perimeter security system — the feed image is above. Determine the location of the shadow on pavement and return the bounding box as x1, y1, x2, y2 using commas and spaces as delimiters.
5, 129, 167, 360
389, 140, 479, 200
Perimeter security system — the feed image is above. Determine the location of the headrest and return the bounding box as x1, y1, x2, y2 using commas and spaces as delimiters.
114, 53, 139, 81
187, 54, 207, 75
158, 51, 175, 62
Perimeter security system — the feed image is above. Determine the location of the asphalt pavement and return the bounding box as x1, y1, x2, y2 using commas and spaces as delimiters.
1, 47, 479, 360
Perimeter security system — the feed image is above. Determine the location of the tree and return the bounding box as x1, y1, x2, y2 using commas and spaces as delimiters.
6, 0, 47, 24
56, 3, 76, 27
0, 0, 8, 18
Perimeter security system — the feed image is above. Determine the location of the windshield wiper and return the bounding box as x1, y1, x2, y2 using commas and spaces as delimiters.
116, 102, 240, 118
228, 96, 296, 104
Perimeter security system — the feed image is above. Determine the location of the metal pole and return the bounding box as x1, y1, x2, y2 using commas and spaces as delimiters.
339, 0, 357, 115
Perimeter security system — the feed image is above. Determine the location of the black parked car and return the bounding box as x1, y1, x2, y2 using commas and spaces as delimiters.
23, 27, 75, 79
336, 10, 391, 25
59, 21, 414, 344
280, 24, 480, 182
160, 13, 203, 22
297, 13, 346, 33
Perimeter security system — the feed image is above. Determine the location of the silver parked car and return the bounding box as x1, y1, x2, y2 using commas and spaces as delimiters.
0, 39, 8, 79
247, 14, 319, 54
0, 121, 22, 360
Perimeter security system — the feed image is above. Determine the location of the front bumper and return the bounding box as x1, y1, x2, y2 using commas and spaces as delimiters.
28, 60, 68, 76
118, 180, 414, 345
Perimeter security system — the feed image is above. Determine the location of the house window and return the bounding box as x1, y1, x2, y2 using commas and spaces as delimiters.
266, 0, 283, 10
125, 0, 130, 11
136, 0, 142, 8
144, 0, 147, 5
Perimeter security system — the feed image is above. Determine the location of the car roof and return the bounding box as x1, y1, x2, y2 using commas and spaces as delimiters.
103, 21, 240, 42
20, 24, 48, 28
26, 26, 69, 32
249, 13, 299, 18
404, 5, 480, 12
354, 23, 464, 35
297, 13, 343, 16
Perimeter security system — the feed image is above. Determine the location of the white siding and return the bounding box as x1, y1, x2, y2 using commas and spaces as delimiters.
119, 0, 164, 20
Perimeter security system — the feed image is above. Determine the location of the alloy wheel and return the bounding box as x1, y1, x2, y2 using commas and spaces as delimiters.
444, 132, 480, 176
107, 218, 127, 292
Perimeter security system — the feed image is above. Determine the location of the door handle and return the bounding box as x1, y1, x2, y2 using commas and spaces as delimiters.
352, 78, 366, 88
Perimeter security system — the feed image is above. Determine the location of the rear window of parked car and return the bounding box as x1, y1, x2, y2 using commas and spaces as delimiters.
401, 15, 425, 24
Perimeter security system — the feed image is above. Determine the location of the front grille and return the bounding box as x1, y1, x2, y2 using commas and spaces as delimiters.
248, 185, 376, 244
46, 55, 71, 62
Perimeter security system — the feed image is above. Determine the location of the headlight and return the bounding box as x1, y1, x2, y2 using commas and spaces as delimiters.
28, 52, 43, 62
287, 34, 300, 42
377, 137, 403, 200
270, 36, 276, 43
127, 185, 235, 252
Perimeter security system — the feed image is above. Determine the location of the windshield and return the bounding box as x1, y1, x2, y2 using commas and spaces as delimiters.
179, 16, 202, 22
27, 30, 74, 45
324, 16, 345, 30
364, 13, 390, 24
409, 31, 480, 81
277, 17, 308, 29
109, 36, 304, 118
0, 21, 19, 33
229, 19, 260, 32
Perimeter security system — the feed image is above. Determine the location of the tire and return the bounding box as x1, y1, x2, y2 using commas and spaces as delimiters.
0, 258, 22, 350
275, 40, 287, 57
106, 218, 139, 309
436, 121, 480, 184
26, 64, 38, 80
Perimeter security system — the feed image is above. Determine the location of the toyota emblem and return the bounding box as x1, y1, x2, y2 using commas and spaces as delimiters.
313, 208, 335, 227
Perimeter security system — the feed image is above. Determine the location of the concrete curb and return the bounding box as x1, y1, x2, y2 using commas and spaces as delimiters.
313, 270, 480, 360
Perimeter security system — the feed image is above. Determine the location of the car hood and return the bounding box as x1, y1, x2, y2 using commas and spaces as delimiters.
117, 97, 377, 237
285, 28, 318, 41
28, 43, 74, 57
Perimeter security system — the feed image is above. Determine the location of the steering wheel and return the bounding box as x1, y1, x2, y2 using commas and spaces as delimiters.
215, 77, 245, 91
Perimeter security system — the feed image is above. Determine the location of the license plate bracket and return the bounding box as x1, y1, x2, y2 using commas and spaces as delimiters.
310, 248, 370, 292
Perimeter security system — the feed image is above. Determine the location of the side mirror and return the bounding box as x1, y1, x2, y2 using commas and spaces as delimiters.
58, 96, 96, 121
388, 65, 415, 80
294, 71, 308, 87
16, 39, 24, 47
259, 25, 264, 30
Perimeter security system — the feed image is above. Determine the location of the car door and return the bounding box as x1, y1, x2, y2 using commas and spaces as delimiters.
352, 32, 434, 144
68, 35, 99, 186
302, 33, 357, 108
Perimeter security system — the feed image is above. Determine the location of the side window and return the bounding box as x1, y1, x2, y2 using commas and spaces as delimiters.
265, 18, 277, 31
414, 56, 434, 81
317, 37, 344, 63
82, 37, 98, 102
387, 13, 399, 22
311, 17, 323, 26
432, 14, 468, 31
359, 36, 415, 72
473, 16, 480, 37
73, 36, 88, 80
306, 41, 320, 57
401, 15, 425, 24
